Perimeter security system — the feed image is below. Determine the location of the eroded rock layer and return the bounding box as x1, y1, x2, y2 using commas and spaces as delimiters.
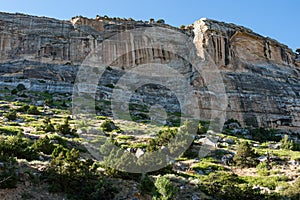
0, 12, 299, 130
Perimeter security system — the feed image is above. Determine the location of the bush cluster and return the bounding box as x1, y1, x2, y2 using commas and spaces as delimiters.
0, 134, 39, 161
146, 128, 177, 152
45, 148, 117, 199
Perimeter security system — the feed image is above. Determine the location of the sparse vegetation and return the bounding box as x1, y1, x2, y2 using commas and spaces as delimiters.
0, 88, 299, 199
198, 172, 267, 200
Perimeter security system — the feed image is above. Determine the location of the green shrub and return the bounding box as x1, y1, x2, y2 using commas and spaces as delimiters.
139, 174, 155, 195
15, 104, 30, 112
11, 89, 18, 95
146, 127, 177, 152
0, 126, 23, 135
256, 161, 270, 176
100, 120, 117, 132
45, 148, 117, 199
16, 84, 26, 91
0, 134, 39, 161
147, 138, 159, 152
153, 176, 177, 200
32, 136, 55, 155
280, 135, 300, 151
56, 118, 77, 136
282, 177, 300, 199
157, 128, 177, 144
241, 175, 289, 191
281, 135, 293, 150
4, 110, 17, 121
131, 143, 148, 148
249, 128, 281, 142
39, 117, 55, 133
47, 134, 68, 148
0, 156, 18, 189
115, 135, 134, 140
233, 141, 258, 168
95, 116, 107, 120
51, 144, 68, 158
197, 121, 209, 134
156, 19, 165, 24
192, 158, 226, 172
27, 105, 41, 115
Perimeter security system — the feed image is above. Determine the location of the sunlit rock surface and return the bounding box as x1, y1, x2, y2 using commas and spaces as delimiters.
0, 12, 299, 130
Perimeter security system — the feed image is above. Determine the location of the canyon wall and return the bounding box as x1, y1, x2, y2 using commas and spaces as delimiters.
0, 12, 299, 130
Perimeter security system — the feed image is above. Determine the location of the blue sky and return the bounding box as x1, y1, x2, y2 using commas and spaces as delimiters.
1, 0, 299, 50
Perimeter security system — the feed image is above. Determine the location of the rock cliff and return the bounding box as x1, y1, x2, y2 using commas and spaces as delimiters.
0, 12, 299, 130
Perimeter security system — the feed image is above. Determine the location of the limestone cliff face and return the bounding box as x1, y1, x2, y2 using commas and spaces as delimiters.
0, 12, 299, 130
194, 18, 300, 130
194, 18, 297, 69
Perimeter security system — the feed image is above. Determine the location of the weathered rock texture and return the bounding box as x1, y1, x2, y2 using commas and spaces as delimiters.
193, 19, 300, 130
0, 12, 299, 130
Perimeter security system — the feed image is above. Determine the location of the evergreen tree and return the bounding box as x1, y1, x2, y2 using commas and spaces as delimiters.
233, 141, 258, 168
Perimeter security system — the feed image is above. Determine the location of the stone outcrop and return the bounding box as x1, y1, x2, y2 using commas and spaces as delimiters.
193, 18, 300, 130
0, 12, 299, 130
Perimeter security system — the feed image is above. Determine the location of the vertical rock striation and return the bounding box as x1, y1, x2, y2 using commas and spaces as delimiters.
194, 18, 300, 130
0, 12, 299, 130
